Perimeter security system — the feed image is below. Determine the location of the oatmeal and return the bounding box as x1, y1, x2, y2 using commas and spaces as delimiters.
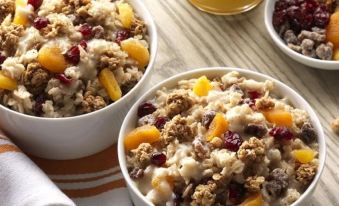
124, 72, 319, 206
273, 0, 339, 60
0, 0, 150, 117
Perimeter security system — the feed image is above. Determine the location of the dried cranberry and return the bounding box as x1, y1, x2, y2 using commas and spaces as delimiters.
228, 182, 246, 204
79, 40, 87, 50
137, 102, 156, 117
173, 194, 183, 206
247, 91, 261, 100
154, 116, 169, 130
55, 74, 72, 85
150, 152, 166, 167
0, 54, 6, 65
33, 17, 49, 30
314, 6, 330, 28
115, 30, 130, 44
273, 10, 287, 29
201, 111, 216, 129
269, 126, 294, 141
28, 0, 43, 10
33, 94, 46, 116
65, 46, 80, 65
244, 123, 267, 137
79, 24, 93, 40
223, 131, 243, 152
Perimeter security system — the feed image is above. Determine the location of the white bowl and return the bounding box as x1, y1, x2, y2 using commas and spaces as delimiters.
118, 67, 326, 206
265, 0, 339, 70
0, 0, 158, 160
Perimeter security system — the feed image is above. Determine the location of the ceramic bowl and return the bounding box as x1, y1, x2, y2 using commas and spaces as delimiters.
0, 0, 158, 160
118, 67, 326, 206
265, 0, 339, 70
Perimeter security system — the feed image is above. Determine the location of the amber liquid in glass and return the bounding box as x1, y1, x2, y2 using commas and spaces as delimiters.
188, 0, 263, 15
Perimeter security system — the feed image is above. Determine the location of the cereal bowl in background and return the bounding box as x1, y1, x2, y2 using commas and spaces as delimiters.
118, 67, 326, 206
265, 0, 339, 70
0, 0, 157, 160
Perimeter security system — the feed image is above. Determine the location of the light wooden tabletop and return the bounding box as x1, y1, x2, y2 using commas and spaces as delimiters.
141, 0, 339, 205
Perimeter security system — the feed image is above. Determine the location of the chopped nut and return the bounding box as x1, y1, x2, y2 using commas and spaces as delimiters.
129, 143, 153, 168
245, 176, 265, 192
331, 118, 339, 135
166, 90, 193, 117
130, 18, 146, 36
81, 91, 107, 113
137, 114, 155, 127
300, 39, 316, 58
298, 30, 326, 43
201, 110, 216, 129
312, 27, 326, 35
295, 163, 317, 185
129, 167, 144, 179
255, 96, 275, 110
0, 22, 24, 55
288, 43, 302, 53
237, 137, 265, 162
316, 42, 333, 60
21, 62, 51, 96
191, 181, 217, 206
284, 30, 298, 44
161, 115, 194, 145
193, 137, 210, 159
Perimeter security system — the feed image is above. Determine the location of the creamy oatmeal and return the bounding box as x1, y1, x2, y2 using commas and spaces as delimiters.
0, 0, 150, 117
124, 72, 319, 206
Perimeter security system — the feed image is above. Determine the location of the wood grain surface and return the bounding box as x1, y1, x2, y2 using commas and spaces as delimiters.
141, 0, 339, 205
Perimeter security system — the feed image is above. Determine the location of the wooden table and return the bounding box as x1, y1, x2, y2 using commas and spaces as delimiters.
141, 0, 339, 205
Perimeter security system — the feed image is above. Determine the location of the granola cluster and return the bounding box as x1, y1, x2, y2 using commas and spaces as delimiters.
125, 72, 319, 206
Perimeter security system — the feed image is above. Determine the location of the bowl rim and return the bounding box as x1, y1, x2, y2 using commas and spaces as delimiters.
118, 67, 326, 206
0, 0, 158, 121
264, 0, 339, 68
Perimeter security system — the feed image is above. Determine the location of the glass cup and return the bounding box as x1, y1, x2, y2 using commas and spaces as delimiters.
188, 0, 263, 15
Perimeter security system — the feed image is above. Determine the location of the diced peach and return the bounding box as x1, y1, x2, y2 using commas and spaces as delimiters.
293, 149, 316, 164
334, 48, 339, 60
240, 193, 263, 206
13, 0, 29, 26
99, 68, 122, 102
263, 110, 293, 127
206, 113, 228, 141
117, 3, 134, 28
193, 76, 212, 97
326, 12, 339, 47
124, 125, 161, 151
121, 38, 150, 68
0, 71, 17, 91
38, 46, 67, 73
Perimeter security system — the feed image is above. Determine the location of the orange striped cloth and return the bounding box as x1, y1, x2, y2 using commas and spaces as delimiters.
31, 144, 132, 206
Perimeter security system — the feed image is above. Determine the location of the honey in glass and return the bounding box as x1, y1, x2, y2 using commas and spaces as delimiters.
188, 0, 263, 15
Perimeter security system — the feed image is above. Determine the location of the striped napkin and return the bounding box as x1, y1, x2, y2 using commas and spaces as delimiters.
0, 131, 132, 206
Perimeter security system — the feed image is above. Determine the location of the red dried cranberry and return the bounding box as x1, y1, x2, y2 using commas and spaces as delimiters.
137, 102, 156, 117
33, 17, 49, 30
65, 46, 80, 65
154, 116, 169, 130
55, 74, 72, 85
247, 91, 261, 100
150, 152, 166, 167
0, 54, 6, 65
314, 6, 330, 28
115, 30, 130, 44
269, 126, 294, 141
79, 24, 93, 40
28, 0, 43, 10
228, 182, 246, 204
273, 10, 287, 28
79, 40, 87, 50
223, 131, 243, 152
